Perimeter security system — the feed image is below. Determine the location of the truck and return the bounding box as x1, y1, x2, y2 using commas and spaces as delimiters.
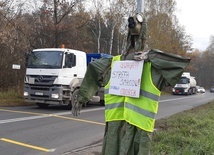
24, 48, 111, 108
172, 72, 197, 95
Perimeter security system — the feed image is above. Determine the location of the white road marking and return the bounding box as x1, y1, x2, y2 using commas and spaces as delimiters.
0, 107, 104, 124
159, 93, 204, 102
0, 94, 204, 124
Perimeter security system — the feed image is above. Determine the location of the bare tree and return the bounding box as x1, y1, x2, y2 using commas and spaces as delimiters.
105, 0, 136, 55
87, 0, 106, 53
0, 0, 28, 92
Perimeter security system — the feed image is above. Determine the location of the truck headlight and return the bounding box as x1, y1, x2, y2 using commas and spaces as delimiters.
51, 93, 59, 99
24, 92, 29, 96
184, 88, 188, 92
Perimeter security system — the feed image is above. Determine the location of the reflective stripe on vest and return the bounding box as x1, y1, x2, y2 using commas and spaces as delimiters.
104, 55, 161, 132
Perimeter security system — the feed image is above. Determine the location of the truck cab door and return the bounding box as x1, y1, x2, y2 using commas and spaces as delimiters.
63, 53, 78, 78
64, 53, 76, 68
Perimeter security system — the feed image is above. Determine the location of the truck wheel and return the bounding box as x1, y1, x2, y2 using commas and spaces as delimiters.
67, 101, 72, 109
190, 89, 193, 95
36, 103, 49, 108
100, 100, 105, 106
193, 88, 196, 94
188, 89, 193, 95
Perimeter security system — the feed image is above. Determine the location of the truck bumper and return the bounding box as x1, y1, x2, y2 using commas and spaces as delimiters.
24, 84, 70, 105
172, 88, 188, 95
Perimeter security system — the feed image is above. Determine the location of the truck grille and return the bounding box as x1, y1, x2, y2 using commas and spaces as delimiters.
175, 88, 184, 93
28, 75, 57, 85
24, 75, 64, 102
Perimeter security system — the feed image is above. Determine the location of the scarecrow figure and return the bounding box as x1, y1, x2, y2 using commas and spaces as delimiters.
73, 13, 190, 155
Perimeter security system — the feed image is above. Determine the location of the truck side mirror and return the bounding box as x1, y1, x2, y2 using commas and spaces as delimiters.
64, 53, 76, 68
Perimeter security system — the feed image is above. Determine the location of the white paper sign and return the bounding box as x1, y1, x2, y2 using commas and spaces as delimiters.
12, 64, 21, 69
109, 60, 144, 98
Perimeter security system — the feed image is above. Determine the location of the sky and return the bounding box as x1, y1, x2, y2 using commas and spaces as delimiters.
176, 0, 214, 51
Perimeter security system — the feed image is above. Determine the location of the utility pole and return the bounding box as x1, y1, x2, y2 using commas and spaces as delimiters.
137, 0, 144, 13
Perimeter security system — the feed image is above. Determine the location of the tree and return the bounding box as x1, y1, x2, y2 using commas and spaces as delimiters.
23, 0, 77, 48
0, 0, 207, 93
145, 0, 192, 56
207, 35, 214, 51
87, 0, 105, 53
105, 0, 136, 55
0, 0, 27, 92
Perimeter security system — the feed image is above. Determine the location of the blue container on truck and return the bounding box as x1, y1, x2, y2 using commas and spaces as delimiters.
86, 53, 112, 105
86, 53, 112, 66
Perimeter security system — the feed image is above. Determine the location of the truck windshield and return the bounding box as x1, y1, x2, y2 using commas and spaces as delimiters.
177, 77, 188, 84
27, 51, 63, 69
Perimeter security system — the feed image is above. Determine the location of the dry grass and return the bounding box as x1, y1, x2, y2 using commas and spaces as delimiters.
0, 90, 33, 107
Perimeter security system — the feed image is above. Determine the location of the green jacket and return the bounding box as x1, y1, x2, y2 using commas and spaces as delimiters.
77, 49, 190, 104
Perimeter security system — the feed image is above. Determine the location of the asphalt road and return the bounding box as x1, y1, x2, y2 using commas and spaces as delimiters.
0, 91, 214, 155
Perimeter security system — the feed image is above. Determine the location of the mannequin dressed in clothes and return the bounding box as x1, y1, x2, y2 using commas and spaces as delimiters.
74, 14, 190, 155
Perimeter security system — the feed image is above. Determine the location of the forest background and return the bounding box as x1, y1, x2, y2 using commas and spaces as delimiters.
1, 0, 214, 96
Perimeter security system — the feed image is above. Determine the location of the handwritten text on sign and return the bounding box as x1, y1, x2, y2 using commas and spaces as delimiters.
109, 60, 144, 98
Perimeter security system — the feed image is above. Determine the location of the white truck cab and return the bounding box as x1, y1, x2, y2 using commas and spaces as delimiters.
24, 48, 100, 108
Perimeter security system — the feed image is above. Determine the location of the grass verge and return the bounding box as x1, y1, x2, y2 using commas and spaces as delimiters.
0, 90, 33, 106
151, 101, 214, 154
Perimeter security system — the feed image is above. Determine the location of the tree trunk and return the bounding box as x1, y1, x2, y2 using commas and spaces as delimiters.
97, 19, 101, 53
109, 24, 115, 55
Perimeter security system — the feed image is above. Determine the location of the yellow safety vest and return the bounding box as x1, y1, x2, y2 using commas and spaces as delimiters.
104, 55, 161, 132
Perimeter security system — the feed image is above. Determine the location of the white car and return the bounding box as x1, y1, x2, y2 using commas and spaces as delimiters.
197, 87, 205, 93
